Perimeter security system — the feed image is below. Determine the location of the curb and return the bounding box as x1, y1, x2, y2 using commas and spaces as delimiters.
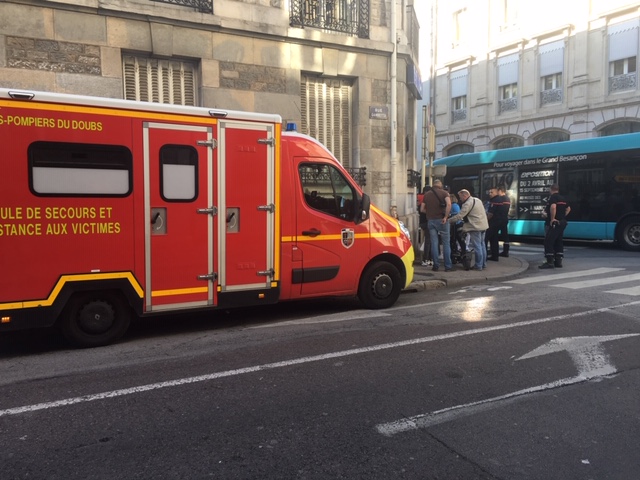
402, 256, 530, 293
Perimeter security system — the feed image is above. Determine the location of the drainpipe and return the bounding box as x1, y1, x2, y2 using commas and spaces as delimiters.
390, 0, 398, 218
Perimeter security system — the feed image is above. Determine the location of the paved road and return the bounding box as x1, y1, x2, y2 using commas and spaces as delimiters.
1, 243, 640, 479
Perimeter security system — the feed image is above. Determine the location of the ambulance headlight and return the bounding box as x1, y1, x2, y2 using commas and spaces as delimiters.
398, 221, 411, 241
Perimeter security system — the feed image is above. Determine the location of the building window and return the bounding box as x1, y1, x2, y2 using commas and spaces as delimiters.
453, 9, 467, 47
497, 53, 518, 114
533, 131, 569, 144
123, 56, 197, 106
290, 0, 370, 39
539, 40, 564, 106
608, 18, 639, 94
446, 143, 474, 155
493, 136, 523, 150
150, 0, 212, 14
300, 75, 352, 167
600, 122, 640, 136
500, 83, 517, 99
450, 67, 468, 123
451, 96, 467, 122
500, 0, 518, 31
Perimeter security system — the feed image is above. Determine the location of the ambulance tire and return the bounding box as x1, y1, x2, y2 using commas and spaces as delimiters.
60, 292, 131, 348
358, 261, 402, 309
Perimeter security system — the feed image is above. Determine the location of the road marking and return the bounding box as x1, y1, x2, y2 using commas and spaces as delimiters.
517, 334, 639, 377
606, 285, 640, 296
376, 334, 639, 436
554, 273, 640, 290
249, 310, 391, 328
2, 300, 640, 418
506, 267, 625, 284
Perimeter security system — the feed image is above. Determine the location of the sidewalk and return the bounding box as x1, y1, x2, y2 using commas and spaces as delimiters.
405, 254, 530, 292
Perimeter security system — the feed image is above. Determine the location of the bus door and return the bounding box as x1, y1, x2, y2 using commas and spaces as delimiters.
144, 122, 215, 311
217, 121, 275, 292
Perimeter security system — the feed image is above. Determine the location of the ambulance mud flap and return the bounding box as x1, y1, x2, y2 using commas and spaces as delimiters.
357, 259, 403, 309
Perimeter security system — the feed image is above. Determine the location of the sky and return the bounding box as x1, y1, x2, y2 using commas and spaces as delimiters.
412, 1, 431, 74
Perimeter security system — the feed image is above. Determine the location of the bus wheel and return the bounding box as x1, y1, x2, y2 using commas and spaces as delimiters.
358, 261, 402, 309
617, 217, 640, 252
61, 293, 131, 348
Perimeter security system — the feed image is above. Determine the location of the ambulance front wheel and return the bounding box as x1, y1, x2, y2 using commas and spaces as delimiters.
60, 292, 131, 348
358, 261, 402, 309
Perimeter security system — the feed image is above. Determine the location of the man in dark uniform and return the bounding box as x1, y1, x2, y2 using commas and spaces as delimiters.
486, 186, 509, 261
539, 183, 571, 269
498, 184, 511, 257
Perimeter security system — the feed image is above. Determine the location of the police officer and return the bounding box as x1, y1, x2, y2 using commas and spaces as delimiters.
539, 183, 571, 269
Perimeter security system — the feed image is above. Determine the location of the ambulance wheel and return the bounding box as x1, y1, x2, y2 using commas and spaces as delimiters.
60, 293, 131, 348
358, 261, 402, 309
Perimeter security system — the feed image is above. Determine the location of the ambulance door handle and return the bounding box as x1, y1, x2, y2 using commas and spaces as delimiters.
302, 228, 321, 237
197, 207, 217, 215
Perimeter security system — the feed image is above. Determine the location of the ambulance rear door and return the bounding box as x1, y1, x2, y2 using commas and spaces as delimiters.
144, 122, 215, 311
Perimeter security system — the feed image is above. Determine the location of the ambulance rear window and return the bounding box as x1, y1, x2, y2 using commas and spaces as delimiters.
29, 141, 132, 197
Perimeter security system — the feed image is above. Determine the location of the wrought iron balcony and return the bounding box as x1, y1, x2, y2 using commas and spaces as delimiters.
540, 88, 563, 106
609, 73, 637, 94
406, 169, 421, 188
151, 0, 212, 13
346, 166, 367, 186
290, 0, 370, 39
498, 97, 518, 114
452, 108, 467, 123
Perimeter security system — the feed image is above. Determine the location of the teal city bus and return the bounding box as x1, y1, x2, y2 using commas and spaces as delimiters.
433, 133, 640, 251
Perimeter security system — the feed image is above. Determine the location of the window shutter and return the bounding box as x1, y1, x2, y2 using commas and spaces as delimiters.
539, 40, 564, 76
123, 56, 197, 106
498, 53, 519, 86
450, 68, 468, 97
609, 18, 639, 62
300, 75, 352, 167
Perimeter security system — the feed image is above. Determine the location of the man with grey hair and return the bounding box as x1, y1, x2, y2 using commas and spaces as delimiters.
449, 189, 489, 271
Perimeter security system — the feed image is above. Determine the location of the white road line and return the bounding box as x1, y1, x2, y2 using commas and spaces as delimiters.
606, 285, 640, 296
249, 310, 391, 329
506, 268, 625, 284
2, 300, 639, 418
553, 272, 640, 290
376, 376, 587, 436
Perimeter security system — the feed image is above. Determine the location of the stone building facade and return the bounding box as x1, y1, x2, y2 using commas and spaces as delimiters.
0, 0, 422, 233
426, 0, 640, 157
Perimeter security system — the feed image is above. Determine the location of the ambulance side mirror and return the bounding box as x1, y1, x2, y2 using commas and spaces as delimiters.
355, 193, 370, 225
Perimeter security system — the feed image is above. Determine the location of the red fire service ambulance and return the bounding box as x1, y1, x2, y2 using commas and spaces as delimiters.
0, 88, 414, 347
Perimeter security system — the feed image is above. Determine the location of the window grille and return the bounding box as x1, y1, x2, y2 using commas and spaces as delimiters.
150, 0, 212, 14
290, 0, 369, 39
123, 56, 197, 106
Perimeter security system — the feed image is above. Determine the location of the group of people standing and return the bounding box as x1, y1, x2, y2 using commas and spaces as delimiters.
419, 182, 570, 271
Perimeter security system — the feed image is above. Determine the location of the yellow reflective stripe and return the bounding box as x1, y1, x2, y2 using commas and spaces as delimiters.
0, 272, 144, 311
151, 287, 208, 298
281, 233, 374, 242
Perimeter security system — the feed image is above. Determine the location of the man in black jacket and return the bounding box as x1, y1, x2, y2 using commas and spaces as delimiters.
539, 184, 571, 269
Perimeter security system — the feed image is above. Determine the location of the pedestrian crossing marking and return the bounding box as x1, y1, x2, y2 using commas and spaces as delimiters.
606, 285, 640, 296
506, 268, 625, 285
553, 272, 640, 289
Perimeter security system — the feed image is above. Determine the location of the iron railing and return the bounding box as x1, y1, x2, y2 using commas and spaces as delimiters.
346, 166, 367, 187
407, 169, 421, 188
151, 0, 212, 13
290, 0, 370, 39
